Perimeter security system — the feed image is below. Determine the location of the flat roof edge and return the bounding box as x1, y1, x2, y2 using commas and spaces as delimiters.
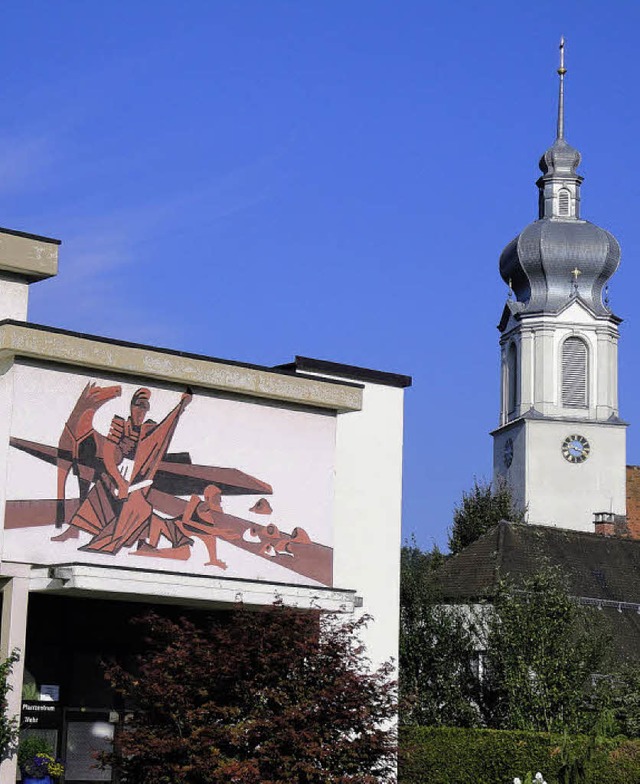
0, 226, 61, 245
0, 321, 363, 413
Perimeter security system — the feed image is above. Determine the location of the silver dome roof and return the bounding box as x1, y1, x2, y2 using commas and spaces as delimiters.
500, 218, 620, 316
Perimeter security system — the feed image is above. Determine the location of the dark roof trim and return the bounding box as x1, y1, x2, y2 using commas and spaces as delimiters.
275, 355, 412, 388
0, 226, 61, 245
0, 320, 363, 389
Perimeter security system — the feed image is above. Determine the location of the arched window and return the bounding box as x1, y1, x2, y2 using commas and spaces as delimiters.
507, 342, 518, 415
562, 337, 588, 408
558, 188, 570, 217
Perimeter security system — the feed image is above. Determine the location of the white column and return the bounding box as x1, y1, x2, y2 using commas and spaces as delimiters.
0, 564, 30, 784
519, 330, 534, 414
533, 326, 555, 415
499, 344, 507, 425
595, 326, 619, 419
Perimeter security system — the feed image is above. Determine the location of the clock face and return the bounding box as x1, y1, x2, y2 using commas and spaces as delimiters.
503, 437, 514, 468
562, 434, 590, 464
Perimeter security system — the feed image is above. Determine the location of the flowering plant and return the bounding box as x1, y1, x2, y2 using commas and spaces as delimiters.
21, 752, 64, 778
514, 774, 547, 784
18, 737, 64, 779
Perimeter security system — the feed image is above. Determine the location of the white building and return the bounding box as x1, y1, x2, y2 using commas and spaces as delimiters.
0, 226, 410, 782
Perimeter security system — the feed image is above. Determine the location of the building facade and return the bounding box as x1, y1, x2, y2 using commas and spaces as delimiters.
492, 42, 627, 531
0, 227, 410, 782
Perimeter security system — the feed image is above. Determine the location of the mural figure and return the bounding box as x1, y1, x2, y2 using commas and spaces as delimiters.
55, 383, 122, 527
55, 387, 192, 553
168, 484, 241, 569
6, 381, 333, 586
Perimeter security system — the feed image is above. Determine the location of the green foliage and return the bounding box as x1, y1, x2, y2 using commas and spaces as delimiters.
400, 540, 480, 727
102, 605, 397, 784
399, 540, 611, 736
481, 569, 610, 734
0, 650, 20, 762
399, 726, 640, 784
21, 682, 39, 701
18, 735, 53, 767
605, 666, 640, 738
448, 478, 525, 555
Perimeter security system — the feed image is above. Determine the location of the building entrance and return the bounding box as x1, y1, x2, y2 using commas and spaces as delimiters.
20, 594, 224, 783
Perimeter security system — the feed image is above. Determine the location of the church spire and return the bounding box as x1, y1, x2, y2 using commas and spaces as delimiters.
557, 36, 566, 140
537, 37, 582, 220
499, 38, 621, 318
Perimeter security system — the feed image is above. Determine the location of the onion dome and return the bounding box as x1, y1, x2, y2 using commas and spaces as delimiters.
499, 39, 620, 317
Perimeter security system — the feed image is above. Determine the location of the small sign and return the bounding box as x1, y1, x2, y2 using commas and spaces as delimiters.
40, 684, 60, 702
21, 701, 61, 729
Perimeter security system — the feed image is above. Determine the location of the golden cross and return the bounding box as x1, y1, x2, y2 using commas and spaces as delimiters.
571, 267, 582, 282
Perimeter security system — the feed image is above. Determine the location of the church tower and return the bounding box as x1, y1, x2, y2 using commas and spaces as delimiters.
492, 40, 626, 531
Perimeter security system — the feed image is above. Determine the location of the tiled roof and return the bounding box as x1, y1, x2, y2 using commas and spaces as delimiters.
435, 521, 640, 661
436, 521, 640, 604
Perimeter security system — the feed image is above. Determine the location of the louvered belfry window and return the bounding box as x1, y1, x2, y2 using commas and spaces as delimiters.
562, 337, 588, 408
507, 342, 518, 414
558, 188, 570, 216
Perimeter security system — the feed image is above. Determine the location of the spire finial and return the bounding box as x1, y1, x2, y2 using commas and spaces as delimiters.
557, 36, 566, 140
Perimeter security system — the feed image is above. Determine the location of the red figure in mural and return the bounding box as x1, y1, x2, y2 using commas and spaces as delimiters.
171, 484, 241, 569
55, 387, 192, 553
55, 382, 122, 527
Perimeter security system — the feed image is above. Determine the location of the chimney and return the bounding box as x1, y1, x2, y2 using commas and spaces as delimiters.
594, 511, 616, 537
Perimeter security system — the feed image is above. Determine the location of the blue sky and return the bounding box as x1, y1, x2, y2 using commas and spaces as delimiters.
1, 2, 639, 550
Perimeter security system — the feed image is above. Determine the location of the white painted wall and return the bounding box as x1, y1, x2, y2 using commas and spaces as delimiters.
494, 417, 626, 531
493, 422, 527, 514
331, 381, 405, 670
0, 276, 29, 321
524, 419, 626, 529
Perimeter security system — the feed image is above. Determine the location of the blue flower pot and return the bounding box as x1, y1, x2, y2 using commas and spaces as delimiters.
23, 775, 53, 784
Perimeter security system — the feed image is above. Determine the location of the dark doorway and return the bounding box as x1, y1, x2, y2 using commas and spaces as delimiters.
21, 593, 224, 783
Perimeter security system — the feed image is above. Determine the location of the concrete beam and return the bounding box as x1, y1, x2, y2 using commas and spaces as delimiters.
28, 564, 358, 613
0, 322, 363, 412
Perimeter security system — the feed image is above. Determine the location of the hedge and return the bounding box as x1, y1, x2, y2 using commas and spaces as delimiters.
400, 726, 640, 784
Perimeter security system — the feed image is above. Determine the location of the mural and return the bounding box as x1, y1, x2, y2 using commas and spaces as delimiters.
5, 381, 333, 586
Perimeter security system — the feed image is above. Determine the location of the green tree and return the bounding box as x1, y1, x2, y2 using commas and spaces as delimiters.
480, 569, 610, 734
102, 605, 397, 784
448, 478, 525, 555
400, 541, 480, 727
600, 665, 640, 738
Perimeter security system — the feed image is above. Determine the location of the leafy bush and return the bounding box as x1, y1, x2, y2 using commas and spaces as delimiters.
400, 541, 481, 727
102, 605, 397, 784
0, 650, 20, 761
400, 727, 640, 784
481, 569, 610, 734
